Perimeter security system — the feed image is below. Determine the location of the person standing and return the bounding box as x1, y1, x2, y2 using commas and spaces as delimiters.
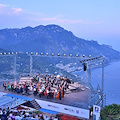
59, 90, 61, 100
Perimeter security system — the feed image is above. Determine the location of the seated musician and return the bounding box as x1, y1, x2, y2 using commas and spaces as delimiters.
54, 89, 57, 98
11, 84, 14, 92
38, 87, 42, 97
16, 86, 20, 93
47, 89, 50, 98
44, 89, 47, 96
20, 85, 23, 93
25, 83, 29, 94
52, 89, 55, 98
33, 84, 38, 95
3, 82, 7, 90
7, 82, 11, 91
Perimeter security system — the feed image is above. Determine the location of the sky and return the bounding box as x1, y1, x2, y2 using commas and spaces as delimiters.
0, 0, 120, 51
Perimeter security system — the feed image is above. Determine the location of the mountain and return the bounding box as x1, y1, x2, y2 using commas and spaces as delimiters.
0, 24, 120, 61
0, 48, 8, 53
0, 24, 120, 80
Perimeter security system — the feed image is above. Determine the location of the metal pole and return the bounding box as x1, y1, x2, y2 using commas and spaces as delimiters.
87, 62, 92, 109
88, 63, 91, 89
30, 54, 33, 77
102, 59, 104, 108
85, 70, 88, 86
14, 54, 16, 80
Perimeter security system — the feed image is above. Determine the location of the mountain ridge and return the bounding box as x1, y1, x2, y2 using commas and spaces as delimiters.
0, 24, 120, 61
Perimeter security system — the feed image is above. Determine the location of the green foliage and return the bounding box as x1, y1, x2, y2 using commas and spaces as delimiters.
101, 104, 120, 120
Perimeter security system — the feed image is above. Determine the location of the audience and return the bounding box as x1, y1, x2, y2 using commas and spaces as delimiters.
0, 107, 59, 120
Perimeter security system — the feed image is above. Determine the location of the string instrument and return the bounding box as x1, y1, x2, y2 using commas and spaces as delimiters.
61, 90, 63, 98
56, 92, 59, 99
63, 78, 67, 81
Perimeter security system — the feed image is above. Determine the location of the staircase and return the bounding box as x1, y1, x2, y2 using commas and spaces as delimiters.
22, 99, 41, 110
30, 100, 41, 110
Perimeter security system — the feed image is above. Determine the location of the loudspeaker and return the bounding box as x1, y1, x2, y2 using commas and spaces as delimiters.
83, 63, 87, 71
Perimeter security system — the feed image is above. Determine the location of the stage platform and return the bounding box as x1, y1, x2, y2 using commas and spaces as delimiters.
0, 84, 91, 119
0, 85, 89, 109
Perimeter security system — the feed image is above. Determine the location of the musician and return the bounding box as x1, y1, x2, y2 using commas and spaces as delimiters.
25, 83, 29, 94
62, 87, 65, 98
59, 89, 61, 100
3, 82, 7, 90
54, 89, 57, 98
33, 84, 38, 95
38, 87, 42, 97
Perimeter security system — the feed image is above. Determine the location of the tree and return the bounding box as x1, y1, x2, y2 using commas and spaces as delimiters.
100, 104, 120, 120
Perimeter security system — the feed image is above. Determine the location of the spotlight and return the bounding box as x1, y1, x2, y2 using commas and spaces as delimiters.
46, 53, 48, 56
76, 54, 79, 57
26, 52, 29, 54
89, 55, 91, 58
52, 53, 54, 56
83, 55, 85, 57
41, 53, 43, 55
58, 53, 60, 56
36, 52, 38, 55
70, 54, 72, 57
64, 54, 66, 56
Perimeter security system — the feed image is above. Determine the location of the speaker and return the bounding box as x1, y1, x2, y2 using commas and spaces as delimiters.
83, 63, 87, 71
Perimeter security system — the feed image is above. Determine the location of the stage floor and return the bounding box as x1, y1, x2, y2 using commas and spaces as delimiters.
0, 85, 89, 109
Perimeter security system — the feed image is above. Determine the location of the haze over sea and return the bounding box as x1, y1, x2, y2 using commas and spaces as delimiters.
89, 60, 120, 105
74, 60, 120, 105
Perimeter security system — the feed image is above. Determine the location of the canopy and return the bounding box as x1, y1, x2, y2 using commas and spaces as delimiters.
0, 94, 33, 109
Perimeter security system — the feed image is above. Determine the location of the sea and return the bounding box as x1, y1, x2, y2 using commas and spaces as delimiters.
101, 60, 120, 105
75, 60, 120, 105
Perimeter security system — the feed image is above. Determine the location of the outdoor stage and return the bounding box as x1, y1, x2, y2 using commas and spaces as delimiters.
0, 82, 90, 119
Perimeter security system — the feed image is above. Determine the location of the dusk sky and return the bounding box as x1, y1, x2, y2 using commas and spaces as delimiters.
0, 0, 120, 51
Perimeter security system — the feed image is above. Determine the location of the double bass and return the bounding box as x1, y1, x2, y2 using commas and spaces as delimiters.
56, 92, 59, 99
